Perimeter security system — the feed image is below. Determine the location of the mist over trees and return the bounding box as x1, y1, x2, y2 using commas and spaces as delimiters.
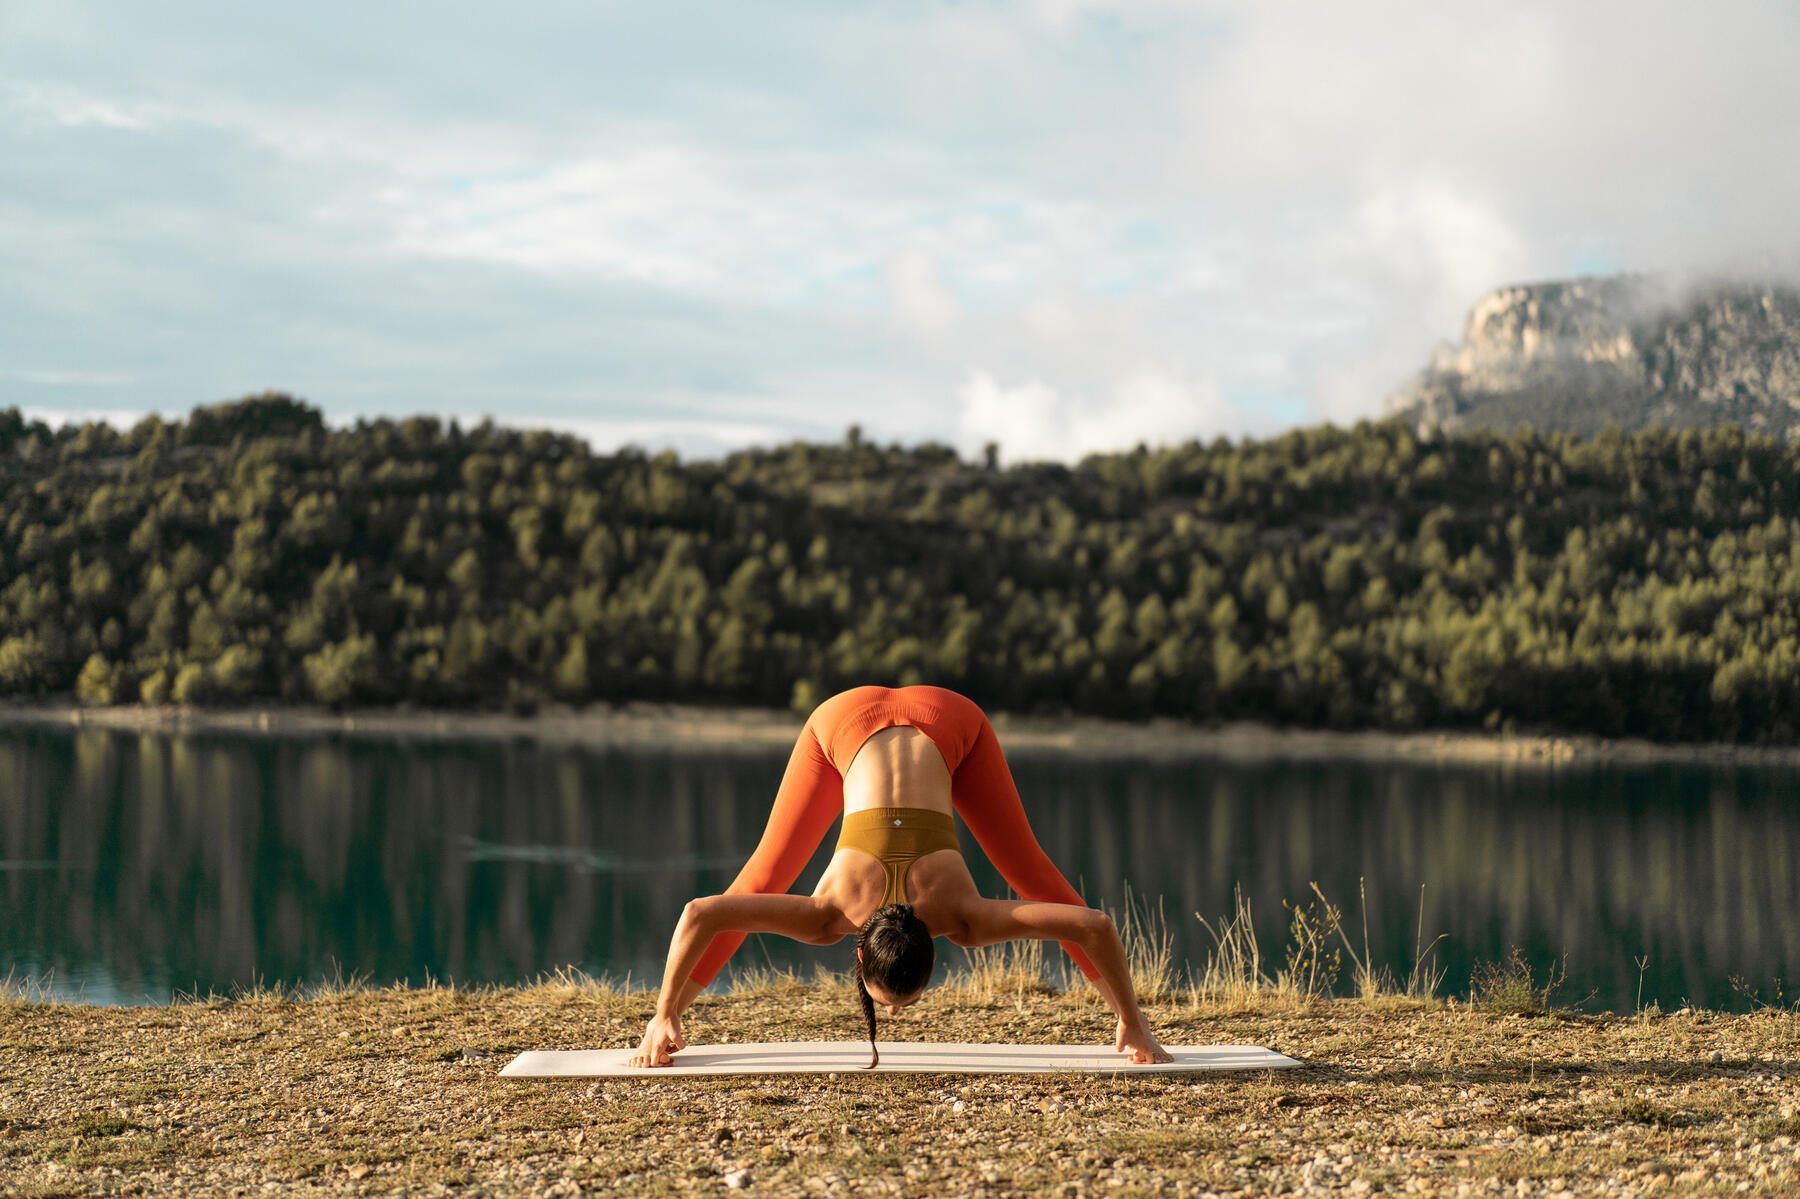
4, 393, 1800, 743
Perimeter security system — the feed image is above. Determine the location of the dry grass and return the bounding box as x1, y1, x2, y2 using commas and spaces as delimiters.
1112, 884, 1178, 1002
2, 979, 1797, 1197
1187, 881, 1453, 1015
1, 968, 62, 1007
1189, 885, 1339, 1011
944, 938, 1056, 1005
1310, 879, 1448, 1009
1471, 948, 1572, 1016
944, 884, 1178, 1005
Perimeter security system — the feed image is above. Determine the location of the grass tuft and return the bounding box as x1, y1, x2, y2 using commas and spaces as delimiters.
727, 964, 811, 996
0, 967, 60, 1006
303, 959, 375, 1001
1753, 1114, 1800, 1139
947, 938, 1055, 1005
1191, 885, 1272, 1007
1191, 882, 1447, 1012
1282, 891, 1344, 1004
1470, 948, 1568, 1016
1619, 1097, 1680, 1128
1113, 883, 1177, 1002
522, 965, 627, 1000
1305, 880, 1445, 1008
74, 1114, 138, 1138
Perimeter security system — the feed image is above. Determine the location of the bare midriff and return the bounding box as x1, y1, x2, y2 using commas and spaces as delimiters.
841, 726, 953, 815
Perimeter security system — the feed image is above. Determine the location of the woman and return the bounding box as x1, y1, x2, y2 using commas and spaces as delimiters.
630, 685, 1171, 1068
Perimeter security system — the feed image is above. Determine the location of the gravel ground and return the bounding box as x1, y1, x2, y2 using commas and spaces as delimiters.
1, 980, 1796, 1197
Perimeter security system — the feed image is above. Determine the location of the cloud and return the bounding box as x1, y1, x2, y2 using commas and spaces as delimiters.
885, 241, 960, 338
512, 415, 788, 459
6, 81, 157, 130
4, 0, 1798, 461
7, 369, 138, 387
957, 369, 1270, 463
22, 405, 149, 429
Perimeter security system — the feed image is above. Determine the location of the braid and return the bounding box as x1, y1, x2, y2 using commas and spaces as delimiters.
852, 902, 931, 1072
854, 964, 879, 1069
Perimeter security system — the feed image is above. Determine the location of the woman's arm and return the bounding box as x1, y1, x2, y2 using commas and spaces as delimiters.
953, 899, 1173, 1064
629, 894, 843, 1067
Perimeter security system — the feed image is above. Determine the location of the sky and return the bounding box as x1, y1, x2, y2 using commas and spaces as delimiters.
4, 1, 1798, 462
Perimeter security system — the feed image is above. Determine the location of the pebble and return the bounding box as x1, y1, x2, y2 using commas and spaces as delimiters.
724, 1168, 752, 1189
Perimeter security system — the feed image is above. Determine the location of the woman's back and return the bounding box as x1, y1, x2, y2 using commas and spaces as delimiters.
841, 726, 952, 814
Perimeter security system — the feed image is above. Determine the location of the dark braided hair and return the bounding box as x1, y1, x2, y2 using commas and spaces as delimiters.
852, 903, 934, 1069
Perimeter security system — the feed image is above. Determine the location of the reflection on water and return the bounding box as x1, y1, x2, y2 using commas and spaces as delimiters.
1, 726, 1796, 1010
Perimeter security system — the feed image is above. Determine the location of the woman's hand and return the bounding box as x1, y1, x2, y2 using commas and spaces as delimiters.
1115, 1016, 1173, 1065
628, 1012, 686, 1068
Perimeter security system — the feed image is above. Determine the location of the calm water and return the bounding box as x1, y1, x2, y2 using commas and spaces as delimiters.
2, 725, 1796, 1011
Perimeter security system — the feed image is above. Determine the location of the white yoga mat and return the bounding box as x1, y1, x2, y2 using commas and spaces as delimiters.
500, 1042, 1303, 1076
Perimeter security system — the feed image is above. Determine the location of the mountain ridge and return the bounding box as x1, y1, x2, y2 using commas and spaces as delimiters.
1385, 274, 1800, 436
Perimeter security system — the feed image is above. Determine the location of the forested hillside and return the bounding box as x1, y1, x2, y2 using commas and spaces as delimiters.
4, 394, 1800, 742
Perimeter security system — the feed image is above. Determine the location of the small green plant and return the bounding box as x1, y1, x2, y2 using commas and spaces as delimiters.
75, 1114, 137, 1138
1727, 974, 1795, 1013
1282, 893, 1343, 1002
1753, 1114, 1800, 1139
1470, 948, 1566, 1016
1619, 1097, 1677, 1128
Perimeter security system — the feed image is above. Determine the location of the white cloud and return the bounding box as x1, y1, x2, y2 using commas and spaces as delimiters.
22, 405, 150, 429
511, 415, 787, 458
886, 240, 959, 337
5, 0, 1798, 461
8, 369, 138, 387
6, 81, 158, 130
957, 369, 1256, 463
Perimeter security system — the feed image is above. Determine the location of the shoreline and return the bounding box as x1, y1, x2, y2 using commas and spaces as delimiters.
4, 698, 1800, 768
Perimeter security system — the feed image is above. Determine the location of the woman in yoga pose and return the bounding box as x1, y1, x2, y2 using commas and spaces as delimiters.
630, 685, 1171, 1068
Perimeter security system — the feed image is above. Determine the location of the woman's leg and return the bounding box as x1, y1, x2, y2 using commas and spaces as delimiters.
948, 713, 1100, 980
687, 719, 844, 986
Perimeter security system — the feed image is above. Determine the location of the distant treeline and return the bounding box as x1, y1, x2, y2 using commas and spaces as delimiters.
4, 394, 1800, 742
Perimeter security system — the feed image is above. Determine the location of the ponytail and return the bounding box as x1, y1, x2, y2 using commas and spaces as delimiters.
853, 963, 879, 1069
850, 903, 933, 1072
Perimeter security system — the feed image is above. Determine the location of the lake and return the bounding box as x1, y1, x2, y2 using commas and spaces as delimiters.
2, 724, 1795, 1012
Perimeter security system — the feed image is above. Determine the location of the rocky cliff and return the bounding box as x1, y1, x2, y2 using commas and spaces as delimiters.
1385, 275, 1800, 436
